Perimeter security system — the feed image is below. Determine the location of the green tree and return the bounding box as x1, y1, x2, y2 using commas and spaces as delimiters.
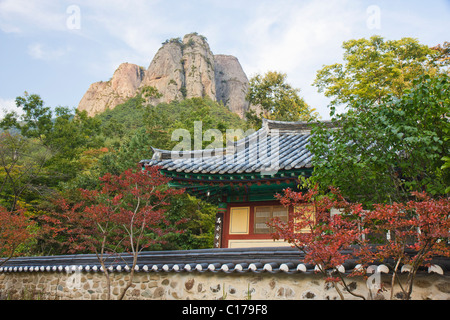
45, 108, 103, 184
246, 71, 318, 128
71, 97, 248, 190
160, 193, 216, 250
1, 93, 104, 187
313, 36, 443, 108
1, 92, 53, 141
309, 74, 449, 206
144, 97, 249, 150
92, 127, 153, 178
0, 132, 51, 211
431, 41, 450, 70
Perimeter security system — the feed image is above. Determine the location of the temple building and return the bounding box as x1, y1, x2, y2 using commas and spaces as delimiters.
140, 119, 333, 249
1, 119, 448, 301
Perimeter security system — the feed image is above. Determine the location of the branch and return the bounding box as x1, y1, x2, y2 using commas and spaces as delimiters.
390, 257, 403, 300
335, 270, 366, 300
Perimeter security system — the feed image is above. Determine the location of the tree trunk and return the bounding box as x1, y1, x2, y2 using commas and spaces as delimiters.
118, 253, 138, 300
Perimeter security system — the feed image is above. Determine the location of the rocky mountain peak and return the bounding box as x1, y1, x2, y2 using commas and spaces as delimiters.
77, 33, 251, 118
214, 54, 249, 118
181, 33, 216, 101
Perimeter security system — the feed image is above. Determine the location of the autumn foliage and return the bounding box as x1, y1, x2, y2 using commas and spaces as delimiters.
270, 187, 450, 300
41, 166, 185, 299
360, 192, 450, 299
0, 206, 35, 266
272, 187, 362, 271
53, 166, 183, 253
270, 186, 367, 299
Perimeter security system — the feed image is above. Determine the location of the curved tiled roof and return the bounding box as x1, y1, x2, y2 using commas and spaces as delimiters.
140, 119, 335, 174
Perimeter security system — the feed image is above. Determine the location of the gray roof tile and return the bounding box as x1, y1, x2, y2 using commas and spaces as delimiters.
140, 119, 328, 174
2, 247, 448, 275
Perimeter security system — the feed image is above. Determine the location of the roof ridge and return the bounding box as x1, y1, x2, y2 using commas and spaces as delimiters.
262, 118, 336, 134
140, 119, 338, 172
148, 119, 334, 160
149, 126, 265, 160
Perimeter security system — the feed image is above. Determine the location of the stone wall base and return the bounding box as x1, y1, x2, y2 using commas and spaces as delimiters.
1, 271, 449, 300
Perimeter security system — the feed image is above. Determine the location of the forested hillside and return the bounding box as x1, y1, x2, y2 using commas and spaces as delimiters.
0, 59, 315, 257
0, 89, 249, 255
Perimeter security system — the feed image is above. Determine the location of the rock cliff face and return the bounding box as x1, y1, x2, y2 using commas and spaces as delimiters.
181, 33, 216, 101
214, 54, 249, 118
78, 63, 145, 117
138, 41, 185, 104
77, 33, 251, 118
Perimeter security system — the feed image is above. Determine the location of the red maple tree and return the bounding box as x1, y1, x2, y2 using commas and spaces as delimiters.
270, 186, 450, 300
359, 191, 450, 299
46, 166, 184, 299
270, 186, 367, 299
0, 206, 35, 266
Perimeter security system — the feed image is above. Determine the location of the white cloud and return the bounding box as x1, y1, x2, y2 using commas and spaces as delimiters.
62, 0, 173, 77
241, 1, 362, 73
27, 43, 70, 61
2, 0, 448, 120
80, 0, 170, 60
0, 98, 22, 120
0, 0, 67, 33
235, 0, 367, 118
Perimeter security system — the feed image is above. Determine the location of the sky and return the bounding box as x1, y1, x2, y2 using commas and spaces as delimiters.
0, 0, 449, 120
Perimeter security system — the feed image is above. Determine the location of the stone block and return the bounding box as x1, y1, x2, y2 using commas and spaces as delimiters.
185, 279, 195, 291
